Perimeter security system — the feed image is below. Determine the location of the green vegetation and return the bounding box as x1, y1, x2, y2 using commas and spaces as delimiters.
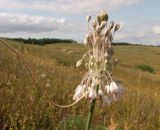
136, 64, 155, 73
0, 38, 160, 130
7, 37, 77, 45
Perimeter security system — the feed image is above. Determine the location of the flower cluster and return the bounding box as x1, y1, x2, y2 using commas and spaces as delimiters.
73, 11, 124, 106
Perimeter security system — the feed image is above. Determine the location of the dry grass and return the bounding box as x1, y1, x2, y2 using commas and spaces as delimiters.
0, 38, 160, 130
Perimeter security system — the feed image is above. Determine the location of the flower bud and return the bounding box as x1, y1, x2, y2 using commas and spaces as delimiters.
100, 11, 109, 22
90, 55, 94, 60
98, 89, 103, 96
92, 20, 97, 30
110, 82, 119, 93
104, 52, 108, 57
86, 16, 91, 23
99, 21, 106, 30
107, 32, 113, 42
105, 85, 110, 93
76, 59, 83, 68
97, 15, 101, 26
109, 21, 114, 30
114, 24, 120, 32
84, 34, 92, 47
84, 38, 88, 46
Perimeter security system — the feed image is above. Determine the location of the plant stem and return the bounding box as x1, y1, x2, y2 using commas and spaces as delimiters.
85, 98, 96, 130
86, 85, 99, 130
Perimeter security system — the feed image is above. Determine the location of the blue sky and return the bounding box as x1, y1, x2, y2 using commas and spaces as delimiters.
0, 0, 160, 45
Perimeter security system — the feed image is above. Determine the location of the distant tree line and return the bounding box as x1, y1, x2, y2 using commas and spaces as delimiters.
112, 42, 152, 46
7, 38, 77, 45
112, 42, 131, 46
5, 37, 158, 46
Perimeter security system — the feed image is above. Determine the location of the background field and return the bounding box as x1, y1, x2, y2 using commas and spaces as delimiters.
0, 38, 160, 130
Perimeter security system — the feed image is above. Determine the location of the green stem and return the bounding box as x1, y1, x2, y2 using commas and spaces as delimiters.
85, 98, 96, 130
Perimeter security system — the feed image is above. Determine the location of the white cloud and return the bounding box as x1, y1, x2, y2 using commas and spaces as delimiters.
153, 26, 160, 34
106, 0, 141, 10
0, 0, 142, 14
114, 28, 160, 45
0, 12, 66, 33
0, 0, 142, 38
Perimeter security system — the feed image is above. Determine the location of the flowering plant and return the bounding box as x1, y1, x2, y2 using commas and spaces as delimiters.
74, 11, 123, 105
73, 11, 124, 130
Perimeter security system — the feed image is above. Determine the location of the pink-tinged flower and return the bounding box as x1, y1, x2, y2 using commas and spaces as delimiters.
88, 87, 97, 101
91, 79, 98, 88
98, 89, 103, 96
106, 81, 123, 94
112, 83, 124, 101
110, 82, 119, 93
73, 85, 87, 101
105, 84, 111, 93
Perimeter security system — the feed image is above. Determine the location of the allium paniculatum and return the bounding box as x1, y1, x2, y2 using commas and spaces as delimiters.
73, 11, 124, 106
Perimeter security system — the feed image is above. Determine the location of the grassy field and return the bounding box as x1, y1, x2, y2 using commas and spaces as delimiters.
0, 38, 160, 130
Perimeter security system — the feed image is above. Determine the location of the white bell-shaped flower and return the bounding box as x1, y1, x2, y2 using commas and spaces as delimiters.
88, 87, 97, 101
73, 85, 86, 101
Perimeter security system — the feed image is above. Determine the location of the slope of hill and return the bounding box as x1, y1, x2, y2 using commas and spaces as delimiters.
0, 38, 160, 130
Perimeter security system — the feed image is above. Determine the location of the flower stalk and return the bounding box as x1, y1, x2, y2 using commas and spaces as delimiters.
86, 98, 96, 130
86, 85, 99, 130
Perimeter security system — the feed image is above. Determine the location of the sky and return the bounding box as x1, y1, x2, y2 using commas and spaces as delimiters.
0, 0, 160, 45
